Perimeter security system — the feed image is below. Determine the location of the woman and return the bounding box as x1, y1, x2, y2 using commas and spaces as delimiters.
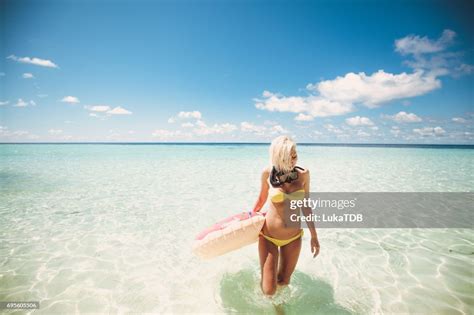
252, 136, 320, 296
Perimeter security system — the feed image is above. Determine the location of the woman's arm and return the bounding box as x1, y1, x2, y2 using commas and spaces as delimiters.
252, 169, 270, 212
301, 170, 320, 258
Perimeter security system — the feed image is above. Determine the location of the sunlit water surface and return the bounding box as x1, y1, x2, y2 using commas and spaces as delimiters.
0, 144, 473, 314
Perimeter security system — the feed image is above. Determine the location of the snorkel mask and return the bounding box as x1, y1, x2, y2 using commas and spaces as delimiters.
270, 166, 305, 187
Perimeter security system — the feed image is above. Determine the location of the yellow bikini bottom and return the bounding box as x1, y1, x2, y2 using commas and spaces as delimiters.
260, 230, 304, 247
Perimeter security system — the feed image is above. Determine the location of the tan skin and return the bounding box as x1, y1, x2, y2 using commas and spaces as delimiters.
253, 148, 320, 296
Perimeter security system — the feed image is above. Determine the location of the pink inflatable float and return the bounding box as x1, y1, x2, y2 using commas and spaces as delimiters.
193, 211, 266, 259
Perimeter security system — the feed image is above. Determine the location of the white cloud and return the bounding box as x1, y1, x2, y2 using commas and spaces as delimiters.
256, 69, 440, 119
154, 116, 237, 139
255, 91, 353, 118
30, 100, 36, 106
194, 122, 237, 136
195, 120, 206, 128
107, 106, 132, 115
152, 129, 175, 138
263, 120, 278, 126
345, 116, 374, 126
159, 117, 235, 136
255, 91, 307, 113
61, 96, 80, 104
14, 98, 28, 107
413, 126, 446, 137
22, 73, 34, 79
60, 135, 74, 141
84, 105, 132, 117
294, 113, 314, 121
178, 111, 201, 119
395, 30, 473, 78
0, 128, 39, 140
85, 105, 111, 112
455, 63, 474, 75
384, 111, 422, 123
324, 124, 343, 134
181, 122, 194, 128
167, 116, 237, 136
391, 126, 401, 137
168, 110, 202, 123
0, 101, 9, 106
7, 55, 59, 68
239, 121, 288, 137
254, 30, 472, 122
151, 129, 189, 140
314, 70, 441, 108
452, 117, 466, 123
240, 121, 267, 135
357, 130, 370, 137
270, 125, 288, 134
218, 124, 238, 134
12, 130, 29, 136
395, 29, 455, 56
304, 98, 354, 117
48, 129, 63, 135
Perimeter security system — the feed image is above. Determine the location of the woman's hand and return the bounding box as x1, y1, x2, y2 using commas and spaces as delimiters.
311, 236, 320, 258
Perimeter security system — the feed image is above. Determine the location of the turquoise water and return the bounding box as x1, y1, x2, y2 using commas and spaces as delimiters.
0, 144, 473, 314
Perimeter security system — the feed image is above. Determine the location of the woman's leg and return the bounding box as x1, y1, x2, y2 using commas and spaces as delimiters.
277, 235, 302, 285
258, 235, 279, 296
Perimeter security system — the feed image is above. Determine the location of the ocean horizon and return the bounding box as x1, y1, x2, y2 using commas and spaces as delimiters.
1, 142, 474, 149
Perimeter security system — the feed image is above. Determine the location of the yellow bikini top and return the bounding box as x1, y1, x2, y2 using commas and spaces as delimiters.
269, 188, 305, 203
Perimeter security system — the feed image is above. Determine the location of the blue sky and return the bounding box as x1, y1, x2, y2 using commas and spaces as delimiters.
0, 0, 473, 143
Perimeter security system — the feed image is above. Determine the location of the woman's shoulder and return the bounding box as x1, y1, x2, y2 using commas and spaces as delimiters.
297, 166, 310, 178
296, 166, 309, 180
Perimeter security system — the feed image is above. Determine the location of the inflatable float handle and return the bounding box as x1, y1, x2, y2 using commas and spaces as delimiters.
247, 210, 266, 229
248, 210, 266, 217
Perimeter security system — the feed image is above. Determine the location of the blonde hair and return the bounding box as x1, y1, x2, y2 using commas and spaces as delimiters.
269, 136, 296, 173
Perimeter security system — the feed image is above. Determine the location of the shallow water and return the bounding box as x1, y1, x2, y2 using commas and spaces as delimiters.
0, 144, 473, 314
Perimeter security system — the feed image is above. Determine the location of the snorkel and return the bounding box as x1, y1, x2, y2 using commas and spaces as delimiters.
270, 166, 305, 187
